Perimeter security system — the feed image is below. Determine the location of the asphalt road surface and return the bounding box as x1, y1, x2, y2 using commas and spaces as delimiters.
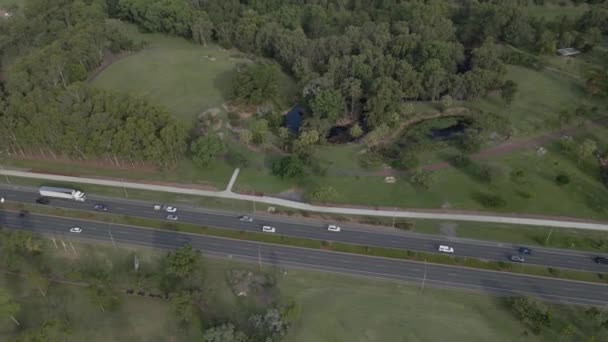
1, 210, 607, 306
1, 185, 607, 273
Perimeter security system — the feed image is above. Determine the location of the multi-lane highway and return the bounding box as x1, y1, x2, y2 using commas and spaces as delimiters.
1, 210, 607, 306
1, 185, 607, 272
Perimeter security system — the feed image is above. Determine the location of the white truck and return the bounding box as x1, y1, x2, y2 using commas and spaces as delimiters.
39, 186, 86, 202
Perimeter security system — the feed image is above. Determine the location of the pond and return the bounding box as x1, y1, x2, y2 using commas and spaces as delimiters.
428, 120, 469, 140
285, 106, 304, 133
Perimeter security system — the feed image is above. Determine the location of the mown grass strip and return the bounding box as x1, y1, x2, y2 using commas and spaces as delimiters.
4, 202, 608, 285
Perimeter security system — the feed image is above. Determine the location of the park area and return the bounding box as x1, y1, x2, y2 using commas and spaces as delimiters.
2, 16, 608, 222
0, 239, 603, 341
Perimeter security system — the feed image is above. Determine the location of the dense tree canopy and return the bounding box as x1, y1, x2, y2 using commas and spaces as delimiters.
0, 0, 188, 167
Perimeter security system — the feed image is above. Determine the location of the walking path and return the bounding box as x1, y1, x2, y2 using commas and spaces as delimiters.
2, 169, 608, 231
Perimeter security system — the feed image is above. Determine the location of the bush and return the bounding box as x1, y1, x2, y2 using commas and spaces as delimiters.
475, 193, 507, 208
271, 156, 304, 179
451, 153, 472, 168
358, 152, 384, 169
555, 173, 570, 185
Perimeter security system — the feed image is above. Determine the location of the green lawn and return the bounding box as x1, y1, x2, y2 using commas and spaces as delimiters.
92, 20, 296, 124
526, 3, 590, 20
282, 266, 598, 342
470, 65, 600, 135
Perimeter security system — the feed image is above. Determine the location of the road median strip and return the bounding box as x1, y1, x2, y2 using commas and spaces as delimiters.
3, 202, 608, 285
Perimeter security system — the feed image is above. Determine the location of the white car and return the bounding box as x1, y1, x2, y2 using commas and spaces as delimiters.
262, 225, 276, 233
69, 226, 82, 233
438, 245, 454, 253
153, 204, 162, 211
164, 206, 177, 213
239, 215, 254, 222
327, 224, 341, 232
0, 197, 5, 204
166, 215, 179, 221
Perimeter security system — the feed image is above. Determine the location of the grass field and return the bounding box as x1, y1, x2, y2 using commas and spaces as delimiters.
92, 20, 296, 124
0, 240, 602, 341
282, 268, 602, 342
470, 65, 600, 135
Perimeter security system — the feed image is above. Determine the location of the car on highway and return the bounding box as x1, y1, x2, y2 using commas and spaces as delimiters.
510, 255, 525, 263
36, 197, 50, 205
163, 206, 177, 213
166, 215, 179, 221
262, 225, 276, 233
518, 247, 532, 255
0, 197, 4, 204
19, 210, 28, 217
94, 203, 108, 211
438, 245, 454, 253
595, 257, 608, 265
153, 204, 162, 211
327, 224, 341, 232
69, 226, 82, 233
239, 215, 254, 222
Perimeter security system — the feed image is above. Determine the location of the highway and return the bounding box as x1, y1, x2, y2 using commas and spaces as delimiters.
1, 210, 607, 306
1, 185, 607, 273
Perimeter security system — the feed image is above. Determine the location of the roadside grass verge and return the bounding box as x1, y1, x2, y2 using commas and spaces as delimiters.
4, 203, 608, 285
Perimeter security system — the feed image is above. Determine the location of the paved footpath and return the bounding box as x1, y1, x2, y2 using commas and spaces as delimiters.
1, 169, 608, 232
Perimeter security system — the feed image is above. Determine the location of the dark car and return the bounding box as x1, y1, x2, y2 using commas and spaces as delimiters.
19, 210, 29, 217
36, 197, 50, 205
518, 247, 532, 255
595, 257, 608, 265
94, 203, 108, 211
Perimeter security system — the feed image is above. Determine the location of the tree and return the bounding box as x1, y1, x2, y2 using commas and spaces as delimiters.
577, 139, 597, 163
560, 136, 575, 152
398, 151, 419, 170
349, 124, 363, 139
0, 287, 20, 326
309, 89, 345, 123
231, 64, 281, 105
458, 128, 482, 154
190, 134, 224, 168
363, 124, 389, 151
166, 244, 200, 280
440, 95, 453, 111
272, 156, 304, 179
559, 324, 575, 342
408, 169, 433, 190
171, 291, 196, 324
250, 119, 270, 145
203, 323, 249, 342
341, 77, 362, 116
501, 80, 518, 105
510, 297, 552, 335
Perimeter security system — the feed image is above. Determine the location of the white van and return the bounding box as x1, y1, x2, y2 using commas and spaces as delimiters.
262, 225, 276, 233
327, 224, 341, 232
438, 245, 454, 253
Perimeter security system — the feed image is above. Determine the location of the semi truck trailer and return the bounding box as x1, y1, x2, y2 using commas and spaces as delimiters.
39, 186, 86, 202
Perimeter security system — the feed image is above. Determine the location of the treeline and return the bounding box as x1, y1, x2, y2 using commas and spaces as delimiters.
111, 0, 608, 135
0, 0, 188, 167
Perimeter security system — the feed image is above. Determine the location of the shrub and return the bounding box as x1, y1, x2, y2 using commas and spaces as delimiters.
475, 193, 507, 208
555, 173, 570, 185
